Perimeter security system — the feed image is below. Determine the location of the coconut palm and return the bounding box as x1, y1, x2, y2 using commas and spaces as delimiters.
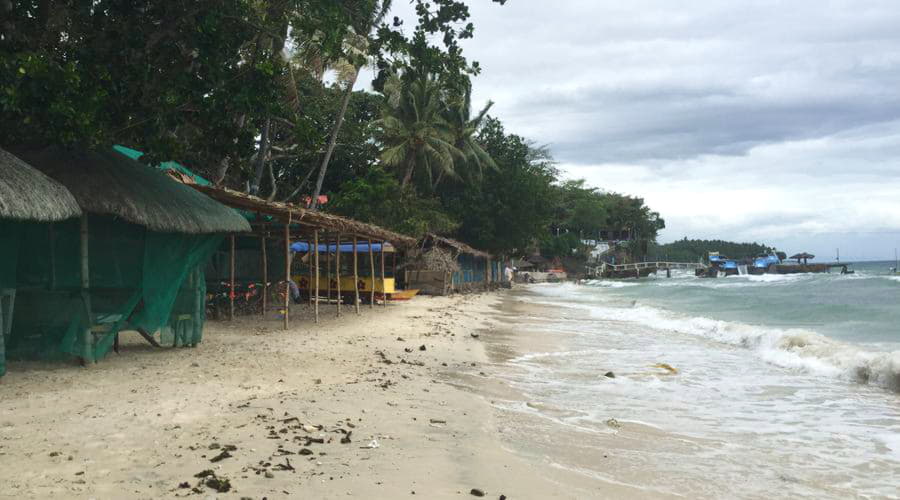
376, 72, 463, 189
436, 86, 497, 188
309, 0, 392, 209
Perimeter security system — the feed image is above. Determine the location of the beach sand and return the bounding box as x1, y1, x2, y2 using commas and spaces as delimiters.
0, 291, 650, 499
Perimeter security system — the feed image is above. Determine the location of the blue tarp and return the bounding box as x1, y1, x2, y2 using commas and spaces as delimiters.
290, 242, 393, 253
753, 255, 781, 269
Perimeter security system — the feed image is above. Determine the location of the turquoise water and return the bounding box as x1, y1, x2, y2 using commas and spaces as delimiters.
493, 264, 900, 498
607, 261, 900, 347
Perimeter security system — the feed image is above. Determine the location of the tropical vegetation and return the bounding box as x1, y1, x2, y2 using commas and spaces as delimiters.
1, 0, 664, 263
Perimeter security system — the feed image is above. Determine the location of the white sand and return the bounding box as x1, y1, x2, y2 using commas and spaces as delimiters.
0, 292, 643, 499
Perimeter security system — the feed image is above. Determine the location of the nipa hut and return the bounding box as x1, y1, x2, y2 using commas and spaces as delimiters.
0, 148, 82, 376
404, 234, 498, 295
3, 147, 249, 371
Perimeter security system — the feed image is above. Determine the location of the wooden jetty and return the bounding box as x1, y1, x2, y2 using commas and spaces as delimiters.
587, 261, 706, 279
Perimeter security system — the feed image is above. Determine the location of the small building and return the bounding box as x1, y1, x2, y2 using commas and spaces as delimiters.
405, 234, 497, 295
0, 148, 83, 376
4, 147, 249, 372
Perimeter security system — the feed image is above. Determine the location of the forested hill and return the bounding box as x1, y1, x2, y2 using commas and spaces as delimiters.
647, 239, 774, 262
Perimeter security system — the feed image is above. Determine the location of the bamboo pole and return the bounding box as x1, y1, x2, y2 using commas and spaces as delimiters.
353, 236, 360, 315
229, 234, 235, 321
368, 239, 375, 308
314, 230, 320, 323
336, 233, 342, 316
261, 231, 267, 318
326, 236, 332, 304
380, 240, 386, 308
283, 215, 290, 330
308, 240, 313, 305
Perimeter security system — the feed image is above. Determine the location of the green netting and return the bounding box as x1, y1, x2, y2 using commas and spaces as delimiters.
4, 215, 221, 371
0, 220, 23, 376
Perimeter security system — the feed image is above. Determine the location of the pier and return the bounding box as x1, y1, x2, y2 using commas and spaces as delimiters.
587, 261, 706, 279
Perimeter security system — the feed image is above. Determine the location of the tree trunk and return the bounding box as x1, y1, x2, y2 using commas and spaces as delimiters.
401, 155, 416, 188
214, 114, 247, 185
310, 69, 359, 210
249, 116, 271, 195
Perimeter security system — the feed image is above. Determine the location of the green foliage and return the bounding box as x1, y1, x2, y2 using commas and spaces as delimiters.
647, 238, 775, 262
328, 167, 458, 238
0, 1, 381, 164
2, 0, 671, 264
376, 71, 461, 188
435, 117, 557, 255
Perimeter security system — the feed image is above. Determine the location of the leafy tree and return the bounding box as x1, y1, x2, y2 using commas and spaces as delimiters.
328, 166, 458, 237
647, 238, 775, 262
0, 0, 365, 172
309, 0, 393, 209
437, 117, 557, 255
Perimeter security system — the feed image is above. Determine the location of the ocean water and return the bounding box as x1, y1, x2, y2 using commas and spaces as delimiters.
490, 261, 900, 498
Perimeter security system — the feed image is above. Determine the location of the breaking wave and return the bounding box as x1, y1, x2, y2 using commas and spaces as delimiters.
588, 303, 900, 392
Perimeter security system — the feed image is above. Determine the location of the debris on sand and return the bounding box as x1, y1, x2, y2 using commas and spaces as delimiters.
192, 470, 232, 493
653, 363, 678, 374
604, 371, 616, 378
470, 488, 485, 496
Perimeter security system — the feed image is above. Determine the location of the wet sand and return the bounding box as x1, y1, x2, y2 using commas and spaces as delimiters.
0, 290, 649, 499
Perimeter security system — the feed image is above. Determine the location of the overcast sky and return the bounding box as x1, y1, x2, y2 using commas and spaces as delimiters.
379, 1, 900, 261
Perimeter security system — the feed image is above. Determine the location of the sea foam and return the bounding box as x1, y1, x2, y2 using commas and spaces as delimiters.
586, 302, 900, 392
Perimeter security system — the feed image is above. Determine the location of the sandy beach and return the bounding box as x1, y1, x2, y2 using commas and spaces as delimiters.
0, 290, 643, 499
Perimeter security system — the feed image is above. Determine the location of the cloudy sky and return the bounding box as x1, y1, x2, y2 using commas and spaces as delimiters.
381, 1, 900, 261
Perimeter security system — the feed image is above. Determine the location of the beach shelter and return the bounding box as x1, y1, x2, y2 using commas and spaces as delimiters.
5, 147, 249, 369
405, 234, 495, 295
790, 252, 815, 265
0, 148, 82, 376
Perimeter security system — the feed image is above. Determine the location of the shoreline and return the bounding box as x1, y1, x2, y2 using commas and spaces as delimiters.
0, 290, 631, 499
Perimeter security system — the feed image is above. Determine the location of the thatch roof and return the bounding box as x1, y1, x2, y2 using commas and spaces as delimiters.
190, 185, 417, 247
790, 252, 815, 260
425, 234, 491, 258
0, 148, 82, 221
16, 148, 250, 234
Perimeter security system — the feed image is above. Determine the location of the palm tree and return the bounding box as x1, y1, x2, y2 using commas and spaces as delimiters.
309, 0, 392, 210
376, 72, 463, 189
436, 86, 497, 188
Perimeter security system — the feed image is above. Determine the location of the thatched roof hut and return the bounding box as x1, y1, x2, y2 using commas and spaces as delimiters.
0, 148, 81, 221
424, 234, 491, 259
15, 148, 249, 234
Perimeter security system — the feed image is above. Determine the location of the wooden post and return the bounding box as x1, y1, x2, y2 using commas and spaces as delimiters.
283, 215, 290, 330
353, 236, 360, 315
261, 232, 268, 318
79, 215, 92, 365
326, 236, 332, 304
314, 229, 320, 323
308, 240, 313, 305
380, 240, 386, 308
336, 234, 342, 316
368, 239, 375, 308
229, 234, 235, 321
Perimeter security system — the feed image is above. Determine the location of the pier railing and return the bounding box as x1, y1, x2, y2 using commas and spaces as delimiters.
588, 261, 706, 276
